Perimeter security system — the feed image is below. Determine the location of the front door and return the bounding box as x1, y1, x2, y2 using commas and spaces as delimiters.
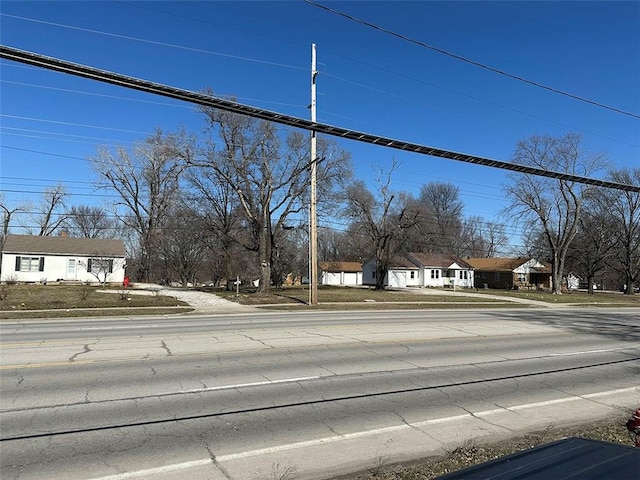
67, 259, 77, 280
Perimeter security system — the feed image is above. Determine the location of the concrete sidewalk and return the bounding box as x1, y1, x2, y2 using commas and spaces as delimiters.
405, 287, 575, 307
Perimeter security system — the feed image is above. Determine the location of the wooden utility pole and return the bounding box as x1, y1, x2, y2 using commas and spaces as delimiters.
310, 43, 318, 305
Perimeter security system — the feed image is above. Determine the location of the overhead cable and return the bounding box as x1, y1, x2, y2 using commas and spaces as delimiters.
303, 0, 640, 120
1, 45, 639, 193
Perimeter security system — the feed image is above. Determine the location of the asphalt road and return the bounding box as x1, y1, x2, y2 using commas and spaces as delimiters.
1, 308, 639, 479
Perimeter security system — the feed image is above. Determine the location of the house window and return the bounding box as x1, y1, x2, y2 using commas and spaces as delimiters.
431, 269, 440, 279
460, 271, 468, 280
410, 271, 415, 279
518, 273, 526, 283
88, 258, 114, 274
15, 256, 44, 272
495, 272, 501, 281
372, 271, 376, 279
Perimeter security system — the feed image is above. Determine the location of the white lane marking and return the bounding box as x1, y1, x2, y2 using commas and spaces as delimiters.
87, 386, 639, 479
181, 376, 322, 394
217, 387, 639, 461
87, 459, 212, 480
548, 347, 636, 356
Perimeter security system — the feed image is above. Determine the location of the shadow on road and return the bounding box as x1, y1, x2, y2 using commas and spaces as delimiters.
492, 310, 640, 342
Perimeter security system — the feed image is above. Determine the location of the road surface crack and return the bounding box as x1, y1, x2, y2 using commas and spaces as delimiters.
160, 340, 173, 356
239, 333, 273, 349
69, 344, 91, 362
200, 436, 233, 479
457, 403, 516, 433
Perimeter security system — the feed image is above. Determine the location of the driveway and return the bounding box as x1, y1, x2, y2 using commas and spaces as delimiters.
127, 284, 257, 314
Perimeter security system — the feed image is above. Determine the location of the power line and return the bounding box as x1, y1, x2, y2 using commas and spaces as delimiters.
2, 145, 90, 161
303, 0, 640, 120
1, 13, 307, 72
1, 114, 151, 135
1, 79, 308, 113
119, 0, 627, 146
322, 72, 640, 149
2, 45, 639, 194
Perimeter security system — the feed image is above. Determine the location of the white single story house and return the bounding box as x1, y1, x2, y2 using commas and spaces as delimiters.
320, 261, 362, 286
362, 255, 417, 288
407, 253, 475, 289
362, 253, 475, 289
1, 234, 126, 284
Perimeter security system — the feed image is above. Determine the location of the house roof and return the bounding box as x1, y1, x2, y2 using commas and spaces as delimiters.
408, 253, 474, 269
387, 255, 419, 269
319, 261, 362, 273
2, 235, 126, 257
466, 257, 539, 272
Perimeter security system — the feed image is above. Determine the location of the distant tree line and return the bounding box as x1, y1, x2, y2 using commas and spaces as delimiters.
1, 104, 638, 295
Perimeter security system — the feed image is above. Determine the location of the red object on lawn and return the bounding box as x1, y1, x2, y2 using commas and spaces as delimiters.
626, 408, 640, 447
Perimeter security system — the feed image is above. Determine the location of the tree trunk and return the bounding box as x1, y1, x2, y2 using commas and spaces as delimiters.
587, 274, 595, 295
625, 277, 634, 295
551, 255, 562, 295
257, 216, 272, 295
375, 262, 387, 290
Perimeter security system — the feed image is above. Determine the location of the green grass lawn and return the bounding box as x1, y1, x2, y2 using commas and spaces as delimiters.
213, 285, 515, 306
468, 288, 640, 305
2, 283, 637, 319
0, 283, 190, 318
212, 284, 640, 308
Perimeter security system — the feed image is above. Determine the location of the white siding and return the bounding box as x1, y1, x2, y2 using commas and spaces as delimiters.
323, 272, 341, 285
1, 253, 125, 284
321, 271, 362, 286
423, 269, 444, 287
388, 270, 407, 288
342, 272, 361, 286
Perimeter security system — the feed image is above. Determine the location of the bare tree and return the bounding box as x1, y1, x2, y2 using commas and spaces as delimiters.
601, 168, 640, 294
158, 205, 210, 287
566, 193, 617, 294
64, 205, 119, 239
461, 216, 509, 258
0, 195, 27, 276
195, 101, 351, 294
22, 184, 68, 236
416, 182, 464, 254
504, 133, 605, 293
344, 162, 419, 290
186, 162, 245, 289
91, 129, 193, 282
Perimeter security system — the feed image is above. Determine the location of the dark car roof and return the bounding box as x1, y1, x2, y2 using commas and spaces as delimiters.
435, 437, 639, 480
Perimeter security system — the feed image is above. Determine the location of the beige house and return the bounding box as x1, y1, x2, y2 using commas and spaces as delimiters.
1, 234, 126, 284
466, 257, 551, 290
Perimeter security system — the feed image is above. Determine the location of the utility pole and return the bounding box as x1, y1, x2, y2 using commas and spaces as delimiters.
310, 43, 318, 305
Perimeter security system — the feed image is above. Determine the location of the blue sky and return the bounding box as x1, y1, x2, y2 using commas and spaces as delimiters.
1, 1, 638, 247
